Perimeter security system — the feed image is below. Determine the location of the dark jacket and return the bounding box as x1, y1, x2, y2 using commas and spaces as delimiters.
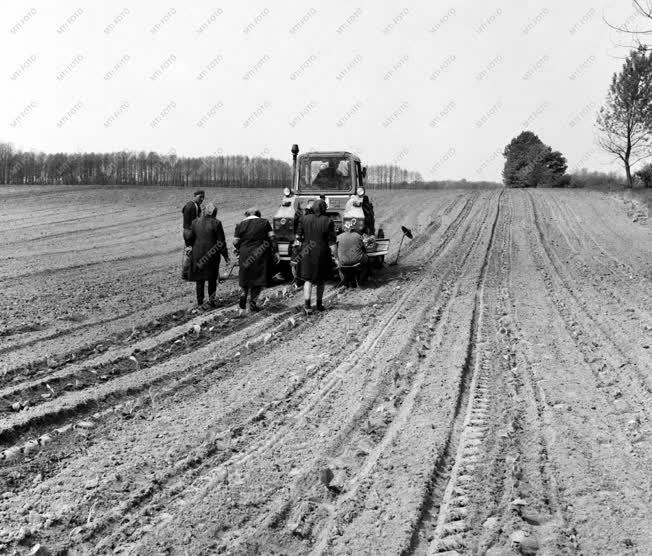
182, 201, 201, 246
336, 230, 367, 266
188, 216, 228, 281
297, 213, 336, 282
182, 201, 201, 229
361, 195, 375, 234
234, 217, 275, 287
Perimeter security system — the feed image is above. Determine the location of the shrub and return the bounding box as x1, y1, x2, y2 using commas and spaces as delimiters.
568, 169, 628, 189
634, 163, 652, 188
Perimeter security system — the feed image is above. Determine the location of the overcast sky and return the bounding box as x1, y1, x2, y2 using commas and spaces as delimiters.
0, 1, 646, 181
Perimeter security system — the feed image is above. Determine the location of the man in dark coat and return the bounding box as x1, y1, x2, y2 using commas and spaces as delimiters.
187, 202, 229, 307
233, 207, 279, 312
290, 201, 314, 285
296, 199, 336, 314
182, 190, 204, 246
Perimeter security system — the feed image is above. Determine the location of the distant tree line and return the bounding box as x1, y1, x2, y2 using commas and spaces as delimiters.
0, 143, 435, 190
422, 179, 501, 189
365, 166, 499, 190
0, 143, 291, 188
365, 165, 423, 189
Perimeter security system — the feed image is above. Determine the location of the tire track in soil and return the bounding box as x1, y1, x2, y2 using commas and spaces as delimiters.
0, 245, 182, 282
0, 289, 347, 531
0, 208, 132, 232
0, 286, 192, 359
549, 193, 643, 283
533, 193, 652, 403
423, 191, 575, 555
0, 295, 183, 361
0, 195, 478, 553
1, 288, 279, 400
186, 193, 495, 556
397, 190, 503, 555
252, 194, 494, 555
75, 193, 484, 553
0, 286, 324, 457
0, 288, 246, 382
0, 299, 294, 448
291, 192, 503, 556
486, 195, 580, 556
0, 192, 455, 363
539, 191, 651, 327
583, 192, 652, 275
0, 190, 441, 372
0, 211, 177, 246
511, 190, 650, 554
0, 191, 468, 426
526, 192, 652, 425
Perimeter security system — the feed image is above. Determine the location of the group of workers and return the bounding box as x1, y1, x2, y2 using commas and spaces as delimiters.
182, 190, 368, 315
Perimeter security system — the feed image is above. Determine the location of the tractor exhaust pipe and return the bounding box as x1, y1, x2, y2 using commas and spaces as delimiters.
291, 144, 299, 190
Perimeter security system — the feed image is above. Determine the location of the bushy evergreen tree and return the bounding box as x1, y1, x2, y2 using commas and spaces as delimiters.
502, 131, 568, 187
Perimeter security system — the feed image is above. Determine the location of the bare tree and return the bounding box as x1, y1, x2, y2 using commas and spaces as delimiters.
607, 1, 652, 51
596, 48, 652, 187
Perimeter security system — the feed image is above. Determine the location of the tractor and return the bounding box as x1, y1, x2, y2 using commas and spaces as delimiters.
273, 144, 389, 282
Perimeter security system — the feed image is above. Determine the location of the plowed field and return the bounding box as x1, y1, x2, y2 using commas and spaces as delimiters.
0, 186, 650, 555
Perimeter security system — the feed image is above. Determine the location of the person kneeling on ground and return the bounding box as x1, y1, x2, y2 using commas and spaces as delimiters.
336, 222, 368, 288
233, 207, 279, 312
187, 202, 229, 308
296, 199, 336, 314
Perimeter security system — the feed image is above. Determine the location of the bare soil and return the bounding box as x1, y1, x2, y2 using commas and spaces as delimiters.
0, 186, 650, 556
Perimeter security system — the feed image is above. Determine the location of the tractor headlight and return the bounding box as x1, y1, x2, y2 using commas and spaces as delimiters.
356, 187, 365, 197
283, 187, 291, 197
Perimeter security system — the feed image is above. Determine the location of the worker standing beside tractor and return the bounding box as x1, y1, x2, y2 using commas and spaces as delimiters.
296, 199, 336, 314
186, 202, 229, 308
233, 207, 279, 312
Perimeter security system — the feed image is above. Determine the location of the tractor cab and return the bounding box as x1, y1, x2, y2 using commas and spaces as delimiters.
273, 145, 389, 278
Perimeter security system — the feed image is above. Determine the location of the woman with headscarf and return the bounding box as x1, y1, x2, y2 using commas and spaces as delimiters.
296, 199, 336, 314
233, 207, 279, 312
187, 202, 229, 308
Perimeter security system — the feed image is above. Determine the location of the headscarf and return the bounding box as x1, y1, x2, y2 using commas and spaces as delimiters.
203, 202, 217, 217
244, 207, 261, 217
312, 199, 327, 216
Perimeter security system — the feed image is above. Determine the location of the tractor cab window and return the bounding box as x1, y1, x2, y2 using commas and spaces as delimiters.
298, 156, 352, 191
